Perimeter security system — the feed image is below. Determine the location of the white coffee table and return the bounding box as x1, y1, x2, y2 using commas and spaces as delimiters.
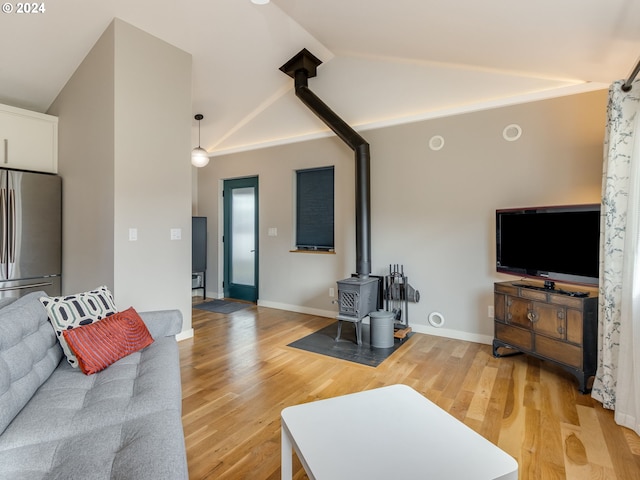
281, 384, 517, 479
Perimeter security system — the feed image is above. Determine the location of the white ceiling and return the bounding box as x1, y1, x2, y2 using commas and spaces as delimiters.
1, 0, 638, 156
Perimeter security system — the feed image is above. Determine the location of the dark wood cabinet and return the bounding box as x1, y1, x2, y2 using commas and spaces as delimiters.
492, 280, 598, 393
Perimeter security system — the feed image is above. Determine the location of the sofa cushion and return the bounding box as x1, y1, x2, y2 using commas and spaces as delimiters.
0, 292, 62, 436
63, 307, 154, 375
39, 286, 117, 368
0, 410, 187, 480
0, 297, 17, 309
0, 335, 187, 479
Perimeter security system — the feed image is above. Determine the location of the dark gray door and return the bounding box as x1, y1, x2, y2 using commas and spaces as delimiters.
223, 176, 258, 302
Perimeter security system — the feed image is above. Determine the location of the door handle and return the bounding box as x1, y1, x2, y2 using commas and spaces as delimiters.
0, 188, 6, 265
0, 281, 53, 292
8, 188, 15, 263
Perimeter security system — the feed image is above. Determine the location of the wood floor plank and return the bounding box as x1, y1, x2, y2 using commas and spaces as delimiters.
466, 364, 498, 422
625, 429, 640, 456
578, 405, 616, 471
596, 406, 640, 480
181, 301, 640, 479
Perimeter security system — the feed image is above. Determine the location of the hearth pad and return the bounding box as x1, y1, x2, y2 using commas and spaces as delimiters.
287, 321, 413, 367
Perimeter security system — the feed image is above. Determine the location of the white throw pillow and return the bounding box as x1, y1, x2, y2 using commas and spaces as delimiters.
39, 286, 117, 367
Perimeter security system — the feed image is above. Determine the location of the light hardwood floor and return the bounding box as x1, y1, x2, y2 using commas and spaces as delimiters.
180, 300, 640, 479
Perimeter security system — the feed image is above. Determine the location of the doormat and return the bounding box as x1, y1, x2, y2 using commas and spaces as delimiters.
287, 322, 413, 367
194, 299, 251, 314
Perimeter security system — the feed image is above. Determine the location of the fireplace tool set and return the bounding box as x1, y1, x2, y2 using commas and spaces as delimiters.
384, 264, 420, 330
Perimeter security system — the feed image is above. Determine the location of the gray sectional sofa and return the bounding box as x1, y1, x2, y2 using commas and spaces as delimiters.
0, 291, 188, 479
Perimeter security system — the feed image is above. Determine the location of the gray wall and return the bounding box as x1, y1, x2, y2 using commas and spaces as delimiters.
48, 22, 116, 293
49, 19, 193, 336
198, 90, 607, 342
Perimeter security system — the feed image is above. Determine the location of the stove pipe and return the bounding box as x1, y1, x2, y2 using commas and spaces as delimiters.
280, 49, 371, 278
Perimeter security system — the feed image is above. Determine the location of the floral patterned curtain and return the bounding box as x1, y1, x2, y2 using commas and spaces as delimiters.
592, 78, 640, 436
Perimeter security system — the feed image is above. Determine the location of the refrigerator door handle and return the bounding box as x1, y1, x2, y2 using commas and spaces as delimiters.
0, 281, 53, 292
0, 186, 6, 267
8, 188, 15, 264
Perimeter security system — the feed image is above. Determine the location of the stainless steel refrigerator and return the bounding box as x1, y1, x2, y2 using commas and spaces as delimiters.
0, 169, 61, 298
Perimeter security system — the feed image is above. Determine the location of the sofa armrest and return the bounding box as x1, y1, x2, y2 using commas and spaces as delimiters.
138, 309, 183, 339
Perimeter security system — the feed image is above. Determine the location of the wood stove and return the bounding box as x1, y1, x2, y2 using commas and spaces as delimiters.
335, 277, 379, 345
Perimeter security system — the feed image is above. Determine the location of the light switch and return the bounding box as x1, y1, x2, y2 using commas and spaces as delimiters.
170, 228, 182, 240
129, 228, 138, 241
268, 227, 278, 237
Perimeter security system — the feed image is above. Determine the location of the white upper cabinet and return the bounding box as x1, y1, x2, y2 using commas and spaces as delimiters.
0, 103, 58, 173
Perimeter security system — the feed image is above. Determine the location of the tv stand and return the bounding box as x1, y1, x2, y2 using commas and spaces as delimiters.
493, 280, 598, 393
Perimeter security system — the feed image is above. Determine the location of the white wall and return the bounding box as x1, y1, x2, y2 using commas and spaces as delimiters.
49, 19, 193, 337
198, 90, 607, 343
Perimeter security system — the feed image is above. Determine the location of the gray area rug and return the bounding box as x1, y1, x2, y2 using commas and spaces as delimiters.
287, 321, 413, 367
194, 299, 251, 314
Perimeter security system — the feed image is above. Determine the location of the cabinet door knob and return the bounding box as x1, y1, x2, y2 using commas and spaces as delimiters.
557, 326, 564, 334
527, 311, 538, 322
557, 310, 565, 319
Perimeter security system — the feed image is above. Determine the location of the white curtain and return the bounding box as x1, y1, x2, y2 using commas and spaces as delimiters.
592, 78, 640, 436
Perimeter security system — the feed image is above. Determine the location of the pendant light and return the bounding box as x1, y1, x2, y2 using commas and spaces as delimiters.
191, 114, 210, 167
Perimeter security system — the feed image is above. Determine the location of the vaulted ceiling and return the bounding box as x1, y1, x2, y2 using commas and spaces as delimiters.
1, 0, 638, 156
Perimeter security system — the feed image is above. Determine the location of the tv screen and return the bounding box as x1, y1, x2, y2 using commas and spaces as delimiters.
496, 204, 601, 286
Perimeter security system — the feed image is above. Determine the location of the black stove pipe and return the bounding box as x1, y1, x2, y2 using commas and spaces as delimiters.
280, 49, 372, 278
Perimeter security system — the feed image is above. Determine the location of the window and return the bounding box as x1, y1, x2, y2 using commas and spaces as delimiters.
296, 166, 334, 251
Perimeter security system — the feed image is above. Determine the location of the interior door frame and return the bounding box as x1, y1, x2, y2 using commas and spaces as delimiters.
223, 176, 259, 302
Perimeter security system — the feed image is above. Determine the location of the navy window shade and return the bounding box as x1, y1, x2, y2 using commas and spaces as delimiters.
296, 166, 334, 250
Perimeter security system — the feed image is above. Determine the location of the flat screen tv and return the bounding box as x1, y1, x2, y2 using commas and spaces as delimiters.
496, 204, 601, 286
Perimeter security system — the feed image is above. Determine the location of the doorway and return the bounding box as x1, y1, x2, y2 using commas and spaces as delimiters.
223, 176, 258, 302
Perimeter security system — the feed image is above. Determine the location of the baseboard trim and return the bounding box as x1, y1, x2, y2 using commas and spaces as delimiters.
176, 328, 194, 341
202, 290, 224, 300
409, 324, 493, 345
257, 300, 336, 319
254, 300, 492, 345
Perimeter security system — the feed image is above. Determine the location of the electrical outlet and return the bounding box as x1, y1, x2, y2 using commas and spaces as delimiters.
329, 287, 335, 297
488, 305, 494, 318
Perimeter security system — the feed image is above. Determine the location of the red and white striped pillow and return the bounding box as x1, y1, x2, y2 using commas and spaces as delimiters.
62, 307, 154, 375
